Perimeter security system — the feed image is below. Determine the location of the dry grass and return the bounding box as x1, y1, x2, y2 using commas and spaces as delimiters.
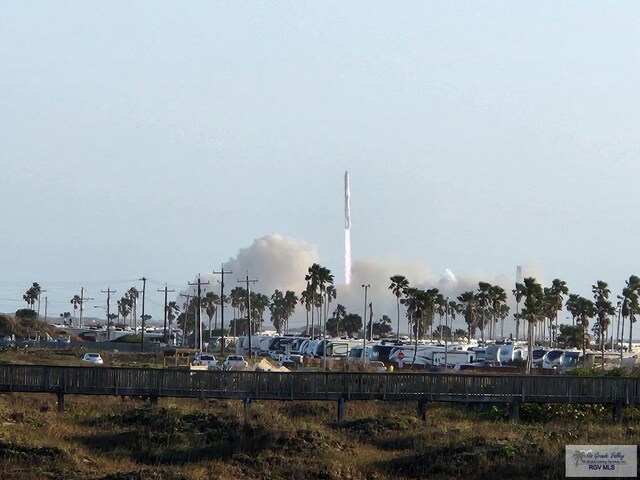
0, 349, 639, 479
0, 392, 638, 480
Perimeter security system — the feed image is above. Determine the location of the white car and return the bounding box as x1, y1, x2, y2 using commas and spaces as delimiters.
193, 353, 218, 368
223, 355, 248, 370
81, 353, 104, 365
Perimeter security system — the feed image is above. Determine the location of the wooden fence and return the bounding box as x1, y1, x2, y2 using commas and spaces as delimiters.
0, 365, 638, 406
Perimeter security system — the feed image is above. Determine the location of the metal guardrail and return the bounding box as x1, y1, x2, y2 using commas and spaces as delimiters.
0, 365, 639, 405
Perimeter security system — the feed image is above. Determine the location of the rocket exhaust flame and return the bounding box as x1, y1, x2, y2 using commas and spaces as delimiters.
345, 171, 352, 285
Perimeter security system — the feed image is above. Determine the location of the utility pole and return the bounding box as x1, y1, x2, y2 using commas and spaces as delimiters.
213, 264, 232, 358
79, 287, 84, 327
179, 293, 192, 347
158, 284, 175, 343
369, 303, 374, 341
101, 288, 116, 342
238, 273, 258, 359
361, 284, 371, 363
140, 277, 146, 352
43, 296, 48, 324
79, 287, 94, 328
188, 276, 210, 353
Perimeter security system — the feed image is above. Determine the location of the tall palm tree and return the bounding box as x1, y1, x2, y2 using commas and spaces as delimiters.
300, 285, 313, 336
519, 277, 544, 372
626, 275, 640, 353
447, 299, 458, 334
592, 280, 615, 363
389, 275, 409, 341
165, 301, 180, 334
333, 304, 347, 338
127, 287, 139, 329
546, 279, 569, 347
566, 293, 580, 327
202, 292, 220, 337
456, 291, 477, 344
488, 285, 507, 341
23, 283, 41, 311
574, 295, 596, 363
304, 263, 334, 338
325, 284, 337, 335
435, 293, 447, 342
269, 289, 285, 334
282, 290, 299, 334
401, 287, 419, 343
117, 297, 132, 324
70, 294, 82, 321
512, 283, 526, 340
475, 282, 491, 344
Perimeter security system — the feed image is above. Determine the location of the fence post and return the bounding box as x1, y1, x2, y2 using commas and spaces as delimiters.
613, 401, 625, 424
508, 399, 521, 423
337, 397, 346, 422
417, 399, 428, 421
56, 391, 65, 414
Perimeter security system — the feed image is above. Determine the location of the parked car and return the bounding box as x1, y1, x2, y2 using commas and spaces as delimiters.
193, 353, 218, 368
81, 353, 103, 364
223, 355, 248, 370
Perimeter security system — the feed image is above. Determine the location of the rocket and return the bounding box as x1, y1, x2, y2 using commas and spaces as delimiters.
345, 171, 351, 229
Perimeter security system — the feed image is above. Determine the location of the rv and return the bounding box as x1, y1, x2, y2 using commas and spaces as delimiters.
235, 335, 275, 356
315, 339, 361, 358
484, 343, 527, 365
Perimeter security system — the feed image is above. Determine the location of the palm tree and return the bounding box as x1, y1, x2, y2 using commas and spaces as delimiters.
202, 292, 220, 337
512, 283, 526, 340
127, 287, 139, 329
488, 285, 507, 340
389, 275, 409, 341
401, 287, 419, 343
282, 290, 298, 334
447, 299, 457, 334
305, 263, 334, 339
519, 277, 544, 372
574, 295, 596, 364
269, 289, 285, 334
165, 301, 180, 343
546, 279, 569, 347
70, 294, 82, 321
117, 297, 132, 324
566, 293, 580, 327
23, 283, 41, 311
592, 280, 615, 365
325, 284, 337, 336
250, 292, 270, 334
333, 304, 347, 338
456, 291, 477, 344
475, 282, 491, 344
435, 293, 447, 342
626, 275, 640, 353
300, 287, 313, 336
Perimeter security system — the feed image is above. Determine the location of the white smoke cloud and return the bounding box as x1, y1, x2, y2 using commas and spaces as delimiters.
184, 233, 546, 336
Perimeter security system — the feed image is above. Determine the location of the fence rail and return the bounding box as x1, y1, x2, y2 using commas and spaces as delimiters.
0, 365, 639, 405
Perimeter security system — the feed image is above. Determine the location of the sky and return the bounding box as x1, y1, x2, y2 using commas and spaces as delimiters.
1, 2, 639, 335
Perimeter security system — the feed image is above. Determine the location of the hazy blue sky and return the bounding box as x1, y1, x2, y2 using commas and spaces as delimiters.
1, 2, 639, 330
